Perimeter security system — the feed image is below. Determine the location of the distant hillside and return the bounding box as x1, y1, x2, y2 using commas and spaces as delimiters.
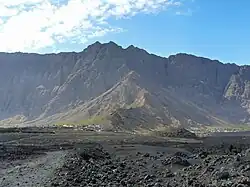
0, 41, 249, 131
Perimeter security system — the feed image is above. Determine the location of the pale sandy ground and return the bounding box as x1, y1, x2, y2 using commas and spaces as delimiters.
0, 151, 67, 187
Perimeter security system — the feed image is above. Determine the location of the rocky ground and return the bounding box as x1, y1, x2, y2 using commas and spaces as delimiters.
1, 127, 250, 187
48, 141, 250, 187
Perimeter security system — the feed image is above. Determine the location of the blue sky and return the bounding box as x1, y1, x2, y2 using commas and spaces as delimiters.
0, 0, 249, 64
96, 0, 250, 65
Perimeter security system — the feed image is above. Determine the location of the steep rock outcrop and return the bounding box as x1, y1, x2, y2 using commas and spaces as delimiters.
0, 41, 249, 128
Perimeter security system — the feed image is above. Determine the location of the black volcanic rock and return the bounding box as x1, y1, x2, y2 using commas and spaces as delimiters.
156, 128, 197, 138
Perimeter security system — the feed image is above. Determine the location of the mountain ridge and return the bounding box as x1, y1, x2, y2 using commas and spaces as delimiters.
0, 42, 245, 67
0, 41, 249, 131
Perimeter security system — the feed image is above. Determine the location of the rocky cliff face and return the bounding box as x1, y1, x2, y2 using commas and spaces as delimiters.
0, 41, 249, 129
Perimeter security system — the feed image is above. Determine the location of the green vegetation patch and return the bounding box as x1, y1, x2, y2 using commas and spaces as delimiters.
125, 102, 142, 109
204, 125, 250, 132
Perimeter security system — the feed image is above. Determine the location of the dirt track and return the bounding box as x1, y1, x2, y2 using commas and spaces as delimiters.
1, 128, 250, 187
